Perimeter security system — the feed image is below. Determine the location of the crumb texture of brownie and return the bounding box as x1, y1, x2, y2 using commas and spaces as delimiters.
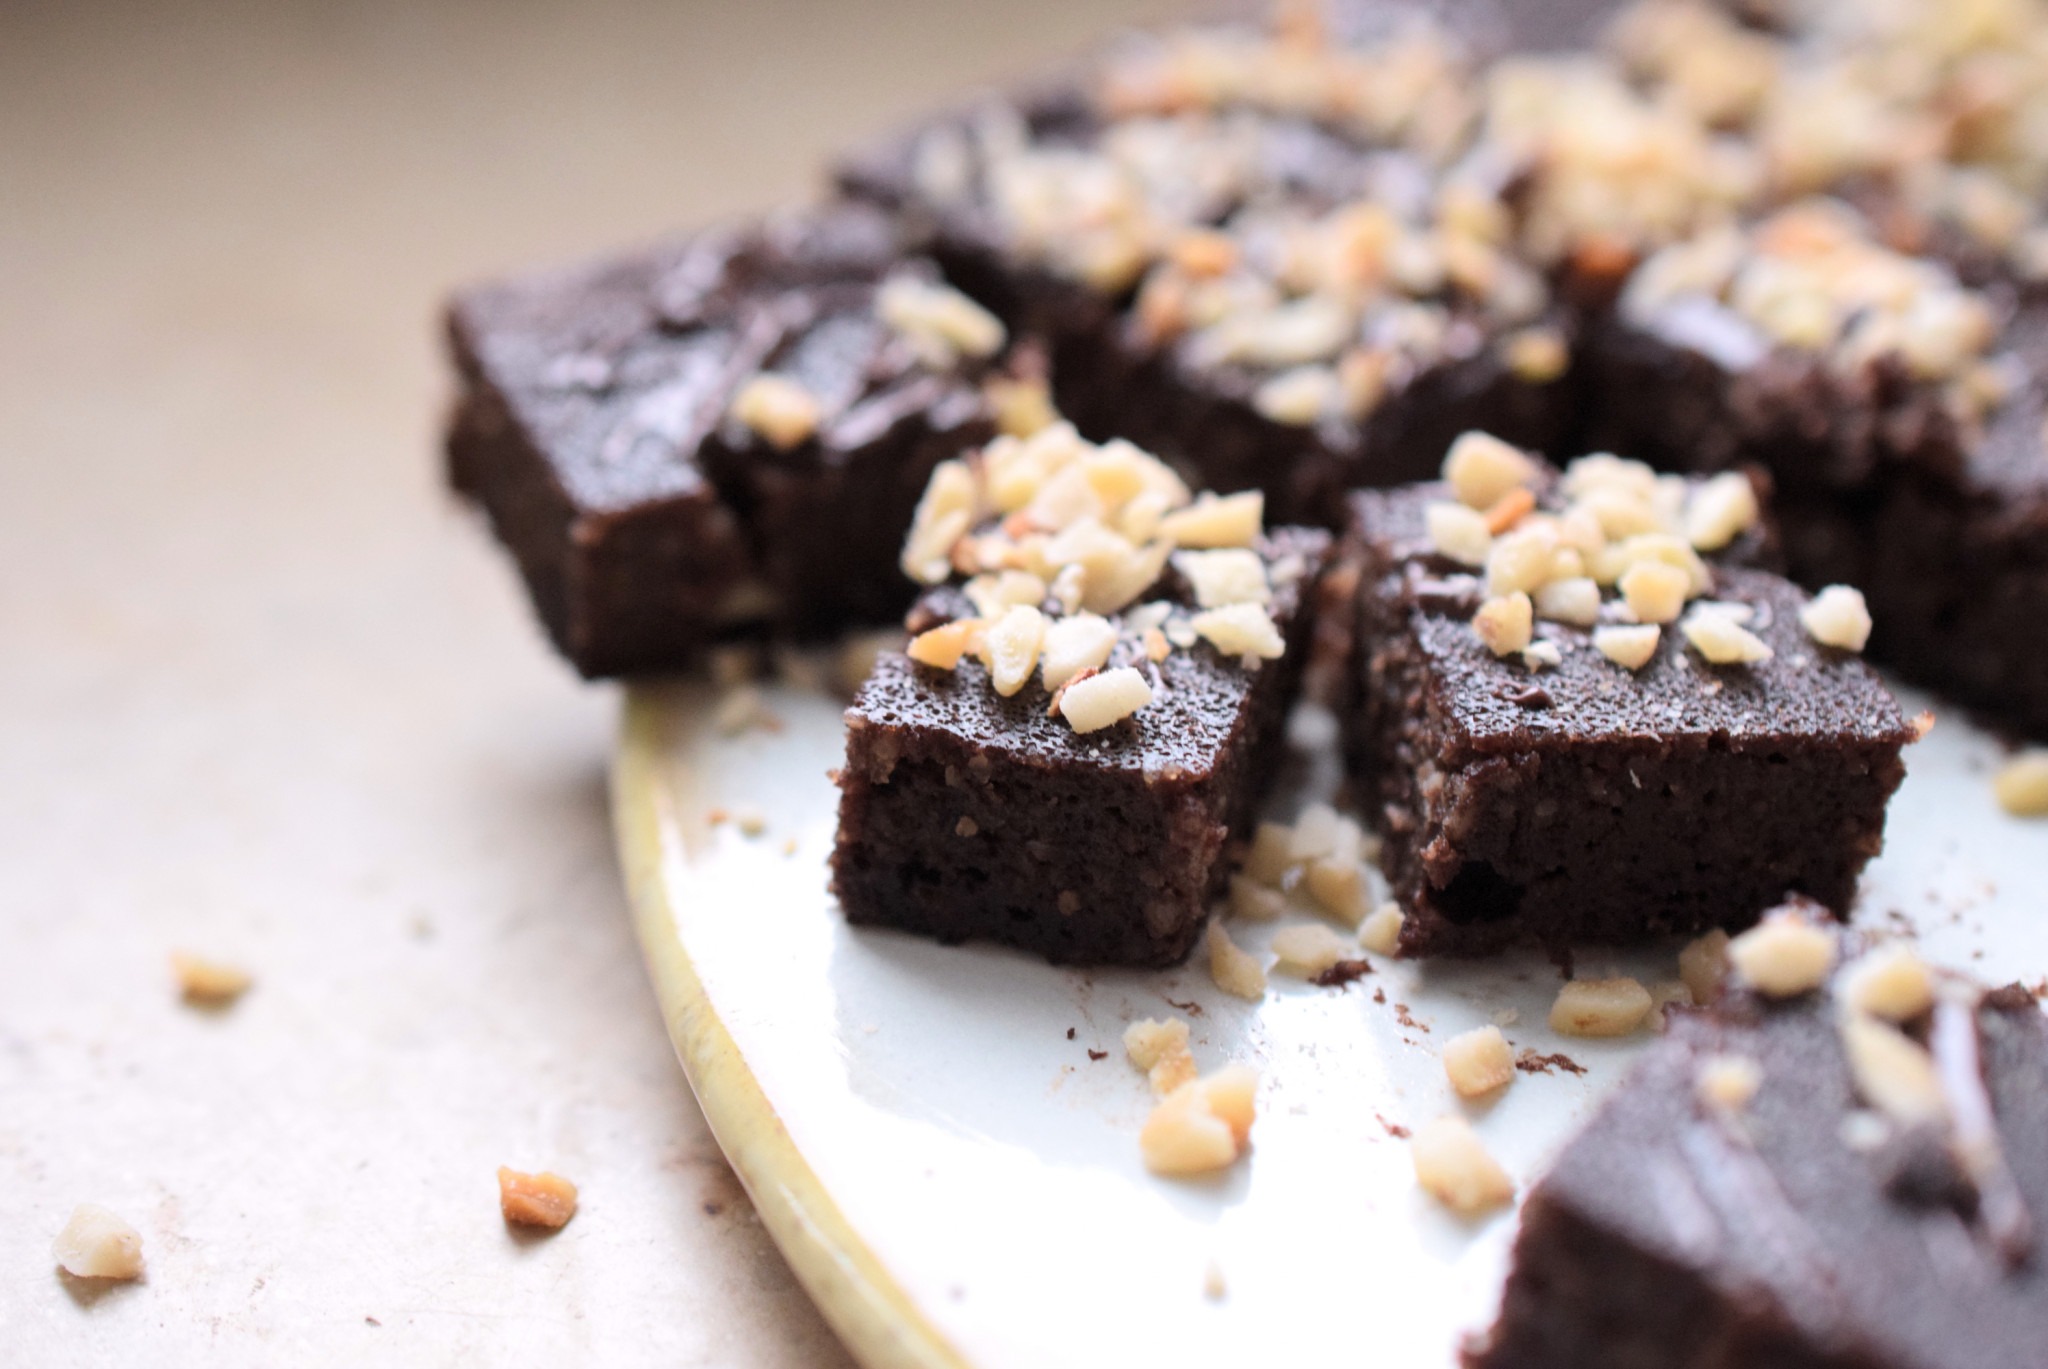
445, 200, 998, 676
1468, 962, 2048, 1369
1343, 450, 1913, 957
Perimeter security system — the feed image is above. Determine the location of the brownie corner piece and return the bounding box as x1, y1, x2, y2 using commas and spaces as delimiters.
829, 433, 1330, 964
1466, 937, 2048, 1369
1342, 444, 1915, 958
443, 199, 1000, 677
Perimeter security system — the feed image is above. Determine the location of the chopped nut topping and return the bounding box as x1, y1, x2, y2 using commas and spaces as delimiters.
1727, 907, 1836, 997
1039, 612, 1116, 691
1443, 1025, 1515, 1098
1678, 928, 1731, 1005
1411, 1114, 1515, 1216
1620, 559, 1690, 625
1682, 604, 1773, 665
1425, 501, 1494, 567
171, 952, 252, 1007
984, 374, 1058, 438
1550, 977, 1654, 1037
1229, 874, 1286, 921
729, 373, 821, 450
906, 618, 982, 670
901, 460, 980, 586
1994, 751, 2048, 817
1158, 491, 1263, 548
1271, 922, 1351, 976
1140, 1066, 1258, 1177
1058, 666, 1153, 733
1799, 584, 1873, 652
1840, 1015, 1949, 1127
1533, 575, 1601, 627
1174, 548, 1270, 608
1838, 944, 1935, 1022
498, 1168, 579, 1230
1486, 525, 1560, 597
877, 273, 1006, 366
1359, 902, 1404, 956
1695, 1053, 1763, 1114
1682, 472, 1759, 552
1253, 364, 1338, 426
1191, 602, 1286, 659
1593, 623, 1661, 670
1503, 326, 1570, 383
1206, 918, 1267, 1001
1444, 431, 1539, 511
53, 1205, 144, 1281
980, 604, 1047, 697
1472, 592, 1534, 656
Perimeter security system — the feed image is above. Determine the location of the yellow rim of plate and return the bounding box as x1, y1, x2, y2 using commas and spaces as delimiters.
612, 686, 970, 1369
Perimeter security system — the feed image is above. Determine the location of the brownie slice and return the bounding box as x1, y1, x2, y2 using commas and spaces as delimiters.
1583, 199, 2048, 734
830, 427, 1330, 966
445, 201, 1000, 677
836, 11, 1577, 524
1467, 936, 2048, 1369
1342, 441, 1915, 958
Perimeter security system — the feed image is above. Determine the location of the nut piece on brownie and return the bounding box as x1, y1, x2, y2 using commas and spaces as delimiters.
1341, 437, 1917, 959
830, 426, 1330, 966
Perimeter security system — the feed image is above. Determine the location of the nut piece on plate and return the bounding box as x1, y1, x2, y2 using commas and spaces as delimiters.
1139, 1065, 1258, 1177
1412, 1115, 1515, 1216
1124, 1016, 1198, 1096
1549, 977, 1653, 1037
1359, 903, 1404, 956
1443, 1026, 1516, 1098
53, 1205, 145, 1281
1994, 750, 2048, 817
1206, 919, 1267, 1000
1270, 922, 1350, 977
171, 952, 253, 1007
1678, 928, 1731, 1005
1727, 905, 1836, 998
498, 1167, 579, 1230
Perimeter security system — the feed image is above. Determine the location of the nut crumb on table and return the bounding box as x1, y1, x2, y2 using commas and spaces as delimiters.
53, 1205, 145, 1281
498, 1167, 579, 1230
171, 952, 253, 1007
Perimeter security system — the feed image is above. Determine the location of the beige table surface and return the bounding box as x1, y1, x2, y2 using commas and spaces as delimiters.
0, 1, 1155, 1362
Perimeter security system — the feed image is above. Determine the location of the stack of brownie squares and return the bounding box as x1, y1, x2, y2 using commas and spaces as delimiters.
443, 0, 2048, 1360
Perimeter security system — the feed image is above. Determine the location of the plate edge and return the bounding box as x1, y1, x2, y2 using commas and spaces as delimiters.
611, 684, 973, 1369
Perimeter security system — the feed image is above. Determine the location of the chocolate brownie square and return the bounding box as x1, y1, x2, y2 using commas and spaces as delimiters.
445, 201, 1001, 677
1467, 928, 2048, 1369
830, 425, 1329, 965
1342, 437, 1916, 958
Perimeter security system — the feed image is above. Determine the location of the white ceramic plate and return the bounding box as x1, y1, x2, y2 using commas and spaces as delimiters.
613, 673, 2044, 1369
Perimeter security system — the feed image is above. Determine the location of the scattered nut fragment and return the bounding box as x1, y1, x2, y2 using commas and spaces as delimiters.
1533, 576, 1601, 627
1472, 592, 1534, 656
728, 373, 821, 450
733, 807, 768, 838
906, 618, 981, 670
1124, 1016, 1198, 1096
1838, 944, 1935, 1022
1058, 667, 1153, 733
1695, 1053, 1763, 1114
1504, 327, 1569, 383
1993, 751, 2048, 817
1840, 1016, 1948, 1127
1444, 431, 1537, 510
1411, 1115, 1515, 1216
1228, 874, 1286, 922
1593, 623, 1661, 670
1174, 549, 1270, 608
877, 273, 1006, 365
1359, 902, 1403, 956
1426, 501, 1493, 567
1202, 1257, 1228, 1302
1678, 928, 1731, 1005
980, 604, 1047, 697
1682, 472, 1758, 551
171, 952, 252, 1007
1442, 1026, 1515, 1098
1240, 821, 1297, 887
53, 1205, 144, 1281
498, 1168, 578, 1230
1039, 613, 1116, 691
1206, 919, 1267, 1001
1271, 923, 1350, 977
1549, 977, 1654, 1038
1287, 803, 1347, 863
984, 374, 1057, 438
1190, 603, 1286, 659
1682, 607, 1773, 665
1619, 560, 1689, 625
1303, 856, 1371, 927
1253, 365, 1338, 426
1158, 491, 1263, 549
1799, 585, 1872, 652
1727, 908, 1835, 998
1140, 1066, 1258, 1177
